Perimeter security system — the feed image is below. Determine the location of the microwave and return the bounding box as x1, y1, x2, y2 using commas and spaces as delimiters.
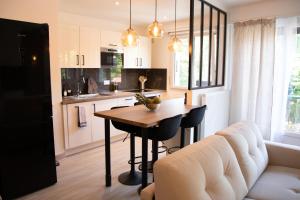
100, 47, 124, 68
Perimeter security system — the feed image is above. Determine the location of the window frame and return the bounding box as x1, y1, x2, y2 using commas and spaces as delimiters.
188, 0, 227, 90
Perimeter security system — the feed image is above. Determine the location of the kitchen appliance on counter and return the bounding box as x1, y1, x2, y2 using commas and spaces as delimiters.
0, 18, 57, 199
100, 47, 124, 68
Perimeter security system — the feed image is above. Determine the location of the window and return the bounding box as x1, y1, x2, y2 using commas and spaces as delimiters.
188, 0, 227, 90
285, 27, 300, 133
174, 37, 189, 88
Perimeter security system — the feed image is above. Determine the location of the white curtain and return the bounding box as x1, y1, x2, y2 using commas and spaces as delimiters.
229, 19, 275, 139
271, 17, 298, 141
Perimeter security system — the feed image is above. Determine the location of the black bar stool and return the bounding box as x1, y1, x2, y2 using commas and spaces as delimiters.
180, 105, 207, 148
148, 114, 183, 164
111, 106, 142, 186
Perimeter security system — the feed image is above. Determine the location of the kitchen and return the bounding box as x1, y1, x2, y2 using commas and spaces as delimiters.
0, 0, 229, 199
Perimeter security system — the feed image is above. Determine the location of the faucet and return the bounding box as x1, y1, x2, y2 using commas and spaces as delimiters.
76, 76, 85, 97
139, 76, 147, 91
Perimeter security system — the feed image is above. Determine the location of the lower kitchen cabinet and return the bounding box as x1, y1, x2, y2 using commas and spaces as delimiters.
66, 102, 93, 148
63, 96, 136, 150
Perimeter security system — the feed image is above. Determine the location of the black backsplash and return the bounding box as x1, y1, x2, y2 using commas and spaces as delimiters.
61, 68, 167, 96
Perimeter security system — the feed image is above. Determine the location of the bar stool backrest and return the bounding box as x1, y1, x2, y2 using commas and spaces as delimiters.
180, 105, 207, 128
150, 114, 183, 141
111, 106, 137, 133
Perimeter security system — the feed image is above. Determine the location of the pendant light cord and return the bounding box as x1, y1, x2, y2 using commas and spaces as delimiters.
130, 0, 132, 29
175, 0, 177, 37
155, 0, 157, 21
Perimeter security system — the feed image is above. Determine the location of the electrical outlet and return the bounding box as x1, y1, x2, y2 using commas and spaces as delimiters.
104, 80, 110, 85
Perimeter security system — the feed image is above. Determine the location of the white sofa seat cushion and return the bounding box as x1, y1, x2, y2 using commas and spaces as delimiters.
216, 121, 268, 189
247, 165, 300, 200
154, 135, 248, 200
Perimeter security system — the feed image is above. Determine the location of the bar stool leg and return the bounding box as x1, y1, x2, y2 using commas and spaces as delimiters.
118, 134, 142, 186
193, 125, 198, 143
152, 140, 158, 164
180, 127, 185, 148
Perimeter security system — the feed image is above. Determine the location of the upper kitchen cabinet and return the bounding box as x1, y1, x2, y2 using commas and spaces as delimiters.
101, 31, 122, 48
58, 24, 101, 68
124, 36, 151, 68
58, 24, 80, 68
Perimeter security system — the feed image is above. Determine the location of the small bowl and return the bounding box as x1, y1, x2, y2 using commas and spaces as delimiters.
145, 103, 160, 111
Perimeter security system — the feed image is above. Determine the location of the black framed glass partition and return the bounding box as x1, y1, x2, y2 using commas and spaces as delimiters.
188, 0, 227, 90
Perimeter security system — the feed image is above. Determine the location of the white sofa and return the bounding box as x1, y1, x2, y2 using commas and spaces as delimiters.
141, 122, 300, 200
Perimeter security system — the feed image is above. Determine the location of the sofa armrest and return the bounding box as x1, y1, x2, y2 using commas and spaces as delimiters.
265, 141, 300, 169
140, 183, 155, 200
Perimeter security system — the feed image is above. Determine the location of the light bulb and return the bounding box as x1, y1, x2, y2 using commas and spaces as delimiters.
168, 36, 183, 52
121, 28, 139, 47
147, 21, 164, 38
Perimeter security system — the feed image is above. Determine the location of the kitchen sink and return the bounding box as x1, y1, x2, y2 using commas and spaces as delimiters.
69, 93, 99, 99
125, 89, 155, 93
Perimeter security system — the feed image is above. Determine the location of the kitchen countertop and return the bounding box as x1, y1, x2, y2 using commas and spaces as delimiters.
61, 90, 164, 105
61, 89, 186, 105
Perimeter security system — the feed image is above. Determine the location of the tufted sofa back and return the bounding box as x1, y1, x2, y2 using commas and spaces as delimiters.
153, 135, 248, 200
216, 121, 268, 189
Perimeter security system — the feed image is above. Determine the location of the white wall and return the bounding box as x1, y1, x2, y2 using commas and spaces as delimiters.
0, 0, 65, 155
229, 0, 300, 23
60, 12, 147, 36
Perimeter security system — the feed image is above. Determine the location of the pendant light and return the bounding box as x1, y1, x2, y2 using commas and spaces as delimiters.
168, 0, 183, 52
147, 0, 164, 38
121, 0, 139, 47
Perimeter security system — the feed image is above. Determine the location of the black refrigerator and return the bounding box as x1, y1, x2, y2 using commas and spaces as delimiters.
0, 18, 57, 199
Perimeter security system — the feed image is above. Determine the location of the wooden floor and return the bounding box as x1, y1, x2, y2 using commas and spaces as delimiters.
18, 138, 157, 200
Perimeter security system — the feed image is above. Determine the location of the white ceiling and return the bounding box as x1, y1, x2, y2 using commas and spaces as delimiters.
60, 0, 266, 26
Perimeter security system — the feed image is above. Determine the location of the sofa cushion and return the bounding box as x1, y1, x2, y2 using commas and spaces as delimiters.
246, 165, 300, 200
216, 121, 268, 189
154, 135, 248, 200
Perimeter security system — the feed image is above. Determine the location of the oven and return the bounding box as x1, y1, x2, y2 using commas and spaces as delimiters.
100, 47, 124, 68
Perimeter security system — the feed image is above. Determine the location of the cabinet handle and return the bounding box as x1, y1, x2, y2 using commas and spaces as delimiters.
139, 58, 142, 66
109, 43, 118, 47
125, 98, 133, 101
93, 104, 96, 113
136, 58, 138, 66
82, 55, 85, 66
76, 55, 79, 65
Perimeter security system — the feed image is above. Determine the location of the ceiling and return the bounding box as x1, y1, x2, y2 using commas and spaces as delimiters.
60, 0, 266, 26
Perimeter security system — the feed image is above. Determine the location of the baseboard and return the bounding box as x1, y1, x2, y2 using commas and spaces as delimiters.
56, 133, 127, 160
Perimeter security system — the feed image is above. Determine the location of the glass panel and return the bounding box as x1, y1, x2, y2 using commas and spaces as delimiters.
210, 8, 218, 86
174, 37, 189, 88
191, 0, 202, 88
217, 12, 225, 85
201, 4, 210, 87
285, 31, 300, 133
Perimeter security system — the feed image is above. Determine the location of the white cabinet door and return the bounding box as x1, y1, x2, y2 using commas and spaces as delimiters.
67, 102, 93, 148
58, 24, 80, 68
124, 36, 151, 68
80, 27, 101, 68
138, 37, 151, 68
124, 46, 138, 68
101, 31, 122, 48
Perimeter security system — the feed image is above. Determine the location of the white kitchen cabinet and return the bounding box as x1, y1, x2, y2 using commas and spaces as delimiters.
63, 96, 136, 150
58, 24, 101, 68
101, 31, 122, 48
58, 24, 80, 68
66, 102, 93, 148
124, 36, 151, 68
80, 26, 101, 68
